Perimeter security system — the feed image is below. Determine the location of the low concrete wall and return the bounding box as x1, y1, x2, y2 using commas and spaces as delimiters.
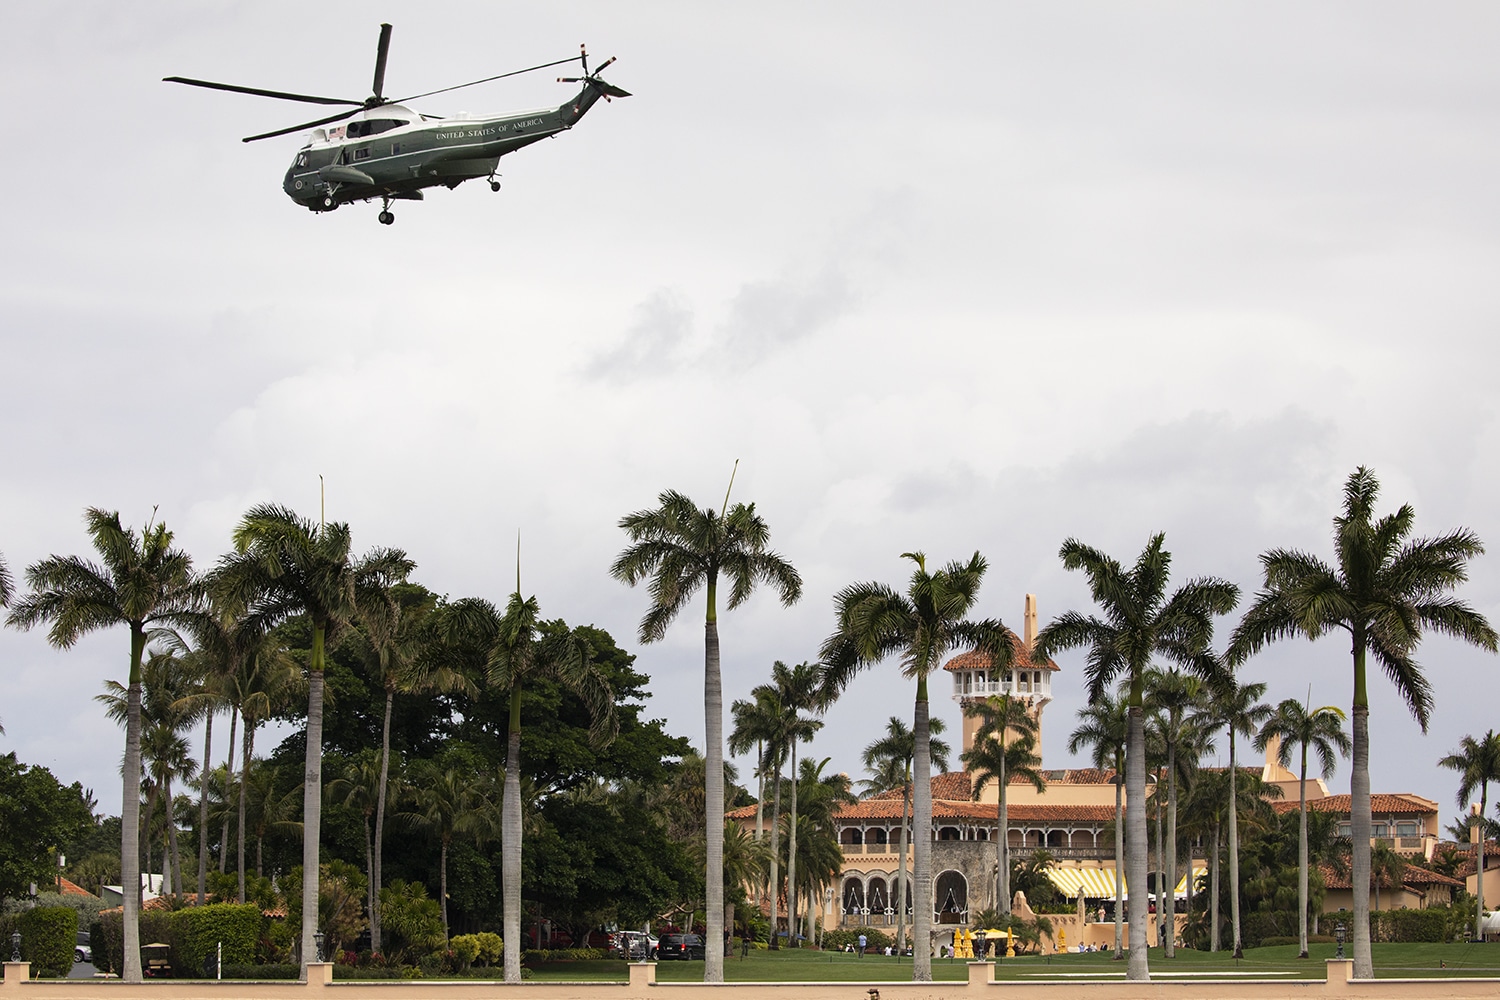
4, 961, 1499, 1000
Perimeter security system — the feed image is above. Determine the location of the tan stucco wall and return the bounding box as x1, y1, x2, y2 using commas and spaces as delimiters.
6, 961, 1500, 1000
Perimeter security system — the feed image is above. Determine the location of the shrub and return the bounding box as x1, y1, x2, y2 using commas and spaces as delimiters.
822, 926, 892, 952
1258, 935, 1335, 948
448, 934, 481, 972
93, 908, 174, 976
19, 906, 77, 978
220, 963, 299, 980
169, 903, 261, 976
471, 931, 502, 965
1369, 907, 1450, 943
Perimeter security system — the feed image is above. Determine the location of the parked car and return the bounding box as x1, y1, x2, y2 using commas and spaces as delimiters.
73, 931, 91, 965
611, 930, 658, 960
656, 933, 704, 960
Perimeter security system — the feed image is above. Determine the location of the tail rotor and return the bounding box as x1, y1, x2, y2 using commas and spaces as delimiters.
558, 44, 631, 100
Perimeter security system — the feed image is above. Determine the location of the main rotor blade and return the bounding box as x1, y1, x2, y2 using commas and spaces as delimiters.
242, 107, 359, 143
393, 54, 582, 103
371, 23, 393, 101
163, 76, 364, 107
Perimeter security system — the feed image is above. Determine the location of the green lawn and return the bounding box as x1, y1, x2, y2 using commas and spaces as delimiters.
523, 942, 1500, 983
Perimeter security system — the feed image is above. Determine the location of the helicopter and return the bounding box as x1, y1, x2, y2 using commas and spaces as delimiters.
165, 24, 628, 224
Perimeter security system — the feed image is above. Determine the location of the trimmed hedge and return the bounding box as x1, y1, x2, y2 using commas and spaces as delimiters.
221, 963, 299, 980
93, 908, 173, 976
169, 903, 261, 976
19, 906, 77, 978
1370, 907, 1454, 943
822, 927, 892, 952
1258, 935, 1335, 947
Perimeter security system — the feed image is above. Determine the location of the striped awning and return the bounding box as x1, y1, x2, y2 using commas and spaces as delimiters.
1045, 865, 1201, 901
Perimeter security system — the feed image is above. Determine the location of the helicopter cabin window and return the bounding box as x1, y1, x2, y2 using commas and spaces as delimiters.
346, 118, 404, 139
354, 147, 370, 161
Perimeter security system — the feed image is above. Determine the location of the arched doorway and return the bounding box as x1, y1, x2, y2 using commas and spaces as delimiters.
934, 870, 968, 924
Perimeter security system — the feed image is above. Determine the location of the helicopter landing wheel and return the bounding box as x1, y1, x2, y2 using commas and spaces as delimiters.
489, 180, 501, 192
378, 210, 395, 225
321, 194, 336, 210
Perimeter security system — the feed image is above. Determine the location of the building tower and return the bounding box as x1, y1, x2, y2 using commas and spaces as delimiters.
944, 594, 1058, 758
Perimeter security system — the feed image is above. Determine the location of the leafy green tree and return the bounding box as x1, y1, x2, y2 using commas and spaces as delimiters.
1228, 467, 1497, 977
326, 755, 384, 938
821, 550, 1014, 982
7, 508, 200, 982
0, 753, 93, 903
213, 502, 412, 971
1254, 698, 1349, 956
1068, 691, 1127, 958
226, 636, 302, 901
1437, 729, 1500, 941
858, 714, 949, 954
1032, 535, 1237, 981
399, 763, 497, 941
962, 695, 1042, 915
612, 487, 802, 982
241, 759, 302, 878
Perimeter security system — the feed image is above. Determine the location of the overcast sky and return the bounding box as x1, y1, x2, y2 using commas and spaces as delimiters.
3, 3, 1499, 826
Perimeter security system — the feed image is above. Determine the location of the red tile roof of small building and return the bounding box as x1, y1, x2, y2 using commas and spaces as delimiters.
1317, 862, 1463, 890
57, 878, 95, 898
1272, 793, 1438, 816
942, 638, 1060, 674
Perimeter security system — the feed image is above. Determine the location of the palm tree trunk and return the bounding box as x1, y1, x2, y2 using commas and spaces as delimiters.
1350, 701, 1372, 977
121, 628, 146, 983
895, 777, 910, 953
1210, 821, 1221, 952
1125, 701, 1149, 981
1229, 729, 1243, 958
238, 720, 254, 904
362, 816, 373, 944
219, 707, 238, 875
440, 839, 450, 940
767, 762, 782, 948
197, 709, 213, 904
912, 676, 934, 982
372, 687, 394, 955
165, 778, 183, 899
998, 749, 1010, 915
1113, 767, 1123, 959
1165, 749, 1177, 958
1298, 749, 1310, 958
502, 692, 523, 984
300, 628, 326, 974
787, 740, 799, 946
1153, 779, 1164, 950
703, 600, 726, 982
1478, 783, 1488, 943
755, 740, 764, 840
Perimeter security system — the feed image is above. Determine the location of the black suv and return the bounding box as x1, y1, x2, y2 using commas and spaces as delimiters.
656, 933, 704, 960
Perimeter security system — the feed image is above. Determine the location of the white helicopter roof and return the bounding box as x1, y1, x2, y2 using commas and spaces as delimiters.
305, 104, 421, 146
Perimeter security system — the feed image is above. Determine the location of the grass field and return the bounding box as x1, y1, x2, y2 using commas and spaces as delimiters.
523, 941, 1500, 983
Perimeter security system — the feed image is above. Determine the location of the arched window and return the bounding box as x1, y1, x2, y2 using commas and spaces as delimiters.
842, 877, 866, 915
934, 870, 969, 924
938, 826, 961, 841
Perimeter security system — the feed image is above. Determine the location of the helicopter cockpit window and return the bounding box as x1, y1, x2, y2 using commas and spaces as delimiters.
296, 153, 309, 168
346, 119, 404, 139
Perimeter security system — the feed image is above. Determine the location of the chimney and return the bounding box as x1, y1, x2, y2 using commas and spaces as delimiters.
1024, 594, 1038, 649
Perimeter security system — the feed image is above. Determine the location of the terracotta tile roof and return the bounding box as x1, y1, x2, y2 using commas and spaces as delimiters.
1317, 862, 1463, 890
943, 638, 1060, 674
1274, 793, 1438, 816
932, 771, 972, 800
57, 878, 96, 898
1040, 768, 1118, 785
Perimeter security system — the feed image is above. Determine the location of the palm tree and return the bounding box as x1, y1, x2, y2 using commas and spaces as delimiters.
1206, 673, 1270, 958
227, 636, 302, 902
1228, 467, 1497, 976
612, 487, 802, 982
962, 694, 1042, 915
358, 588, 473, 954
785, 756, 855, 943
327, 756, 384, 942
820, 550, 1014, 982
859, 715, 949, 957
240, 759, 303, 877
213, 502, 412, 971
1438, 729, 1500, 941
1144, 666, 1211, 958
0, 551, 12, 607
728, 685, 791, 946
1255, 698, 1349, 956
6, 508, 200, 983
1068, 692, 1128, 958
767, 661, 824, 942
1032, 535, 1237, 981
399, 765, 497, 940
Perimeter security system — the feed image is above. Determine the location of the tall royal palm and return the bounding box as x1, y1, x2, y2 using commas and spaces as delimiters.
962, 694, 1041, 915
1206, 672, 1270, 958
213, 503, 412, 972
1144, 666, 1211, 959
1228, 467, 1496, 977
7, 509, 199, 983
859, 715, 950, 956
728, 684, 790, 945
612, 488, 801, 982
0, 551, 12, 607
480, 587, 615, 983
1068, 691, 1128, 958
820, 551, 1014, 982
1254, 697, 1349, 957
769, 660, 825, 941
1438, 730, 1500, 942
1032, 535, 1237, 981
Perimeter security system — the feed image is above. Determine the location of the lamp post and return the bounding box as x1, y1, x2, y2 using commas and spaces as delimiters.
11, 931, 20, 962
313, 931, 325, 963
1335, 921, 1345, 960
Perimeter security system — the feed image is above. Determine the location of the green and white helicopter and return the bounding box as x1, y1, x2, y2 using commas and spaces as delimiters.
165, 24, 629, 224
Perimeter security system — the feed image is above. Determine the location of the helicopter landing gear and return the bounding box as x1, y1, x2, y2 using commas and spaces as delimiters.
321, 193, 336, 210
488, 172, 502, 192
378, 211, 395, 225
